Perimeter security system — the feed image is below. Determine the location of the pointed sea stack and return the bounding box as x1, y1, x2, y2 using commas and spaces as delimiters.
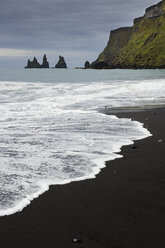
55, 56, 67, 68
25, 59, 31, 68
42, 54, 49, 68
25, 57, 41, 68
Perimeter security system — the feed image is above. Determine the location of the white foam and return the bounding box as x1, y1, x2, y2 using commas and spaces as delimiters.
0, 76, 164, 216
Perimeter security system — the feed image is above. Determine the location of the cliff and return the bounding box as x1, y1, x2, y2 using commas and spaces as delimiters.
91, 0, 165, 69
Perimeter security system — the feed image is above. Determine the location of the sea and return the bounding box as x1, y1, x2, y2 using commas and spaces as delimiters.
0, 68, 165, 216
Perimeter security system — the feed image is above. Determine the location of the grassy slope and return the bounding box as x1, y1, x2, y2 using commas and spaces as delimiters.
115, 15, 165, 68
97, 1, 165, 68
98, 27, 133, 63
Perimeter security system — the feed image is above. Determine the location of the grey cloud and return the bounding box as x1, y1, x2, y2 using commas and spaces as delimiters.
0, 0, 159, 67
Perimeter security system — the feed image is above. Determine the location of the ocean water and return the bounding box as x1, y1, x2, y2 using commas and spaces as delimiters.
0, 68, 165, 216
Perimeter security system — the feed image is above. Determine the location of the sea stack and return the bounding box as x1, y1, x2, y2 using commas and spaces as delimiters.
55, 56, 67, 68
84, 61, 90, 69
42, 54, 49, 68
25, 57, 41, 68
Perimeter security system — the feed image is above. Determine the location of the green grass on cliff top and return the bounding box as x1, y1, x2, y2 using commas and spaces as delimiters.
98, 2, 165, 68
116, 15, 165, 67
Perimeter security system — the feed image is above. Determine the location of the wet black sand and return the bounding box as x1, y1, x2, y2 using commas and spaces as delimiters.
0, 108, 165, 248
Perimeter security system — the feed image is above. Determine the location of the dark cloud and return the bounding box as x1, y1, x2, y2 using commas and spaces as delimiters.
0, 0, 159, 67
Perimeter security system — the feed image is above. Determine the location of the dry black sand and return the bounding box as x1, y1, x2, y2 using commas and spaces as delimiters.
0, 108, 165, 248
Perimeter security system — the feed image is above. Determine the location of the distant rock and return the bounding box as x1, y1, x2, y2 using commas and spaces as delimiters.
25, 54, 67, 69
84, 61, 90, 69
55, 56, 67, 68
25, 59, 31, 68
42, 54, 49, 68
25, 54, 50, 68
25, 57, 42, 68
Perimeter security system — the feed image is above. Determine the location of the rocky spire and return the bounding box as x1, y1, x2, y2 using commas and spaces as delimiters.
42, 54, 49, 68
27, 59, 31, 68
55, 56, 67, 68
25, 57, 41, 68
84, 61, 90, 69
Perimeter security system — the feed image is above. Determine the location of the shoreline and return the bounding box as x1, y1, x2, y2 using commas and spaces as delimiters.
0, 107, 150, 217
0, 107, 165, 247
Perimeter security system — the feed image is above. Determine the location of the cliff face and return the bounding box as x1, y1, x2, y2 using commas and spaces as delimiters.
92, 27, 133, 68
91, 0, 165, 69
144, 1, 163, 18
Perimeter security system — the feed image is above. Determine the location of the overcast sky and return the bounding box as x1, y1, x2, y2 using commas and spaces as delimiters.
0, 0, 159, 68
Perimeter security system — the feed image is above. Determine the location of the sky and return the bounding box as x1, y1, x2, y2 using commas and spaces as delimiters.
0, 0, 159, 68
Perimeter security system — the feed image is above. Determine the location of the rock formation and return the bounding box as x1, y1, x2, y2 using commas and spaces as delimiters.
144, 0, 163, 19
25, 57, 42, 68
91, 0, 165, 69
55, 56, 67, 68
84, 61, 90, 69
42, 54, 49, 68
25, 54, 50, 68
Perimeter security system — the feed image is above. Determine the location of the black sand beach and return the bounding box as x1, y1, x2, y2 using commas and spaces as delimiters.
0, 108, 165, 248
